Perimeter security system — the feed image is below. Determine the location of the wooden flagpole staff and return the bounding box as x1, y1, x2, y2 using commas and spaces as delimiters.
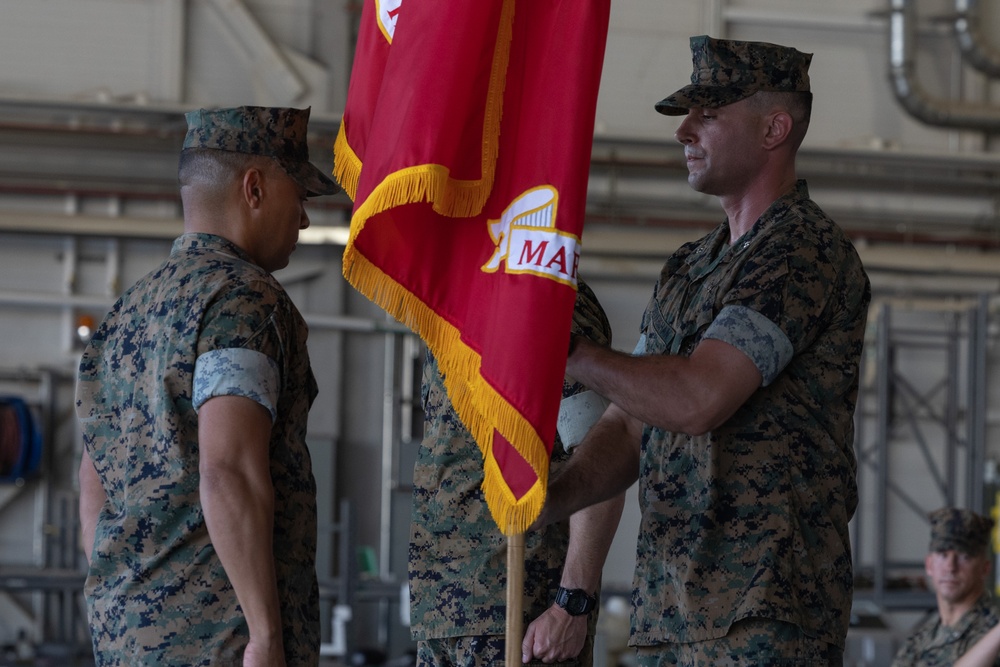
506, 530, 525, 667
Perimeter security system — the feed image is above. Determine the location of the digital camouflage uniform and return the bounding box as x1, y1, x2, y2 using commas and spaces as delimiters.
76, 233, 320, 666
408, 279, 611, 666
631, 180, 870, 652
892, 593, 1000, 667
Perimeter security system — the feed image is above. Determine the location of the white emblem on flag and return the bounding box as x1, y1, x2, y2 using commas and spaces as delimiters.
482, 186, 580, 287
376, 0, 403, 43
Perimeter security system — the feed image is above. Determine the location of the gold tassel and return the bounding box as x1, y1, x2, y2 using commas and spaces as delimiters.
332, 123, 361, 202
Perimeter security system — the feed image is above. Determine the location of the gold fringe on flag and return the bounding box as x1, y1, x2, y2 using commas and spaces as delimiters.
332, 123, 360, 201
342, 245, 550, 535
332, 0, 514, 221
334, 0, 550, 534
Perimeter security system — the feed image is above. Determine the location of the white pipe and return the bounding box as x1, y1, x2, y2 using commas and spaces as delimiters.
0, 291, 112, 310
889, 0, 1000, 130
722, 6, 883, 32
0, 289, 412, 335
163, 0, 187, 102
954, 0, 1000, 77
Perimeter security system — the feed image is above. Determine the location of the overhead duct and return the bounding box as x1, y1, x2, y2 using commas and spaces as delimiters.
954, 0, 1000, 77
889, 0, 1000, 130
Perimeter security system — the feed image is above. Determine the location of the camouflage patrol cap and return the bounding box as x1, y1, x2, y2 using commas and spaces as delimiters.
182, 106, 340, 197
928, 507, 994, 554
656, 35, 812, 116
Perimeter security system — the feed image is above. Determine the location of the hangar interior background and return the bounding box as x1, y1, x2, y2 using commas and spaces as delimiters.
0, 0, 999, 664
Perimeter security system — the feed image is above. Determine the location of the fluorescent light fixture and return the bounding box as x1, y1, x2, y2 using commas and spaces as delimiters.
299, 226, 351, 246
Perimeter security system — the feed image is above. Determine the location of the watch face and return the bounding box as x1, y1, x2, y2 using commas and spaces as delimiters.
566, 592, 589, 615
558, 588, 593, 615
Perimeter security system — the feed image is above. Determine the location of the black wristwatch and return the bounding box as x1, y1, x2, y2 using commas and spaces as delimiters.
554, 586, 597, 616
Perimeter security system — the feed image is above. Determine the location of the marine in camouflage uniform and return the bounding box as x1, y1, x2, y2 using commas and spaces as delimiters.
76, 106, 339, 666
549, 35, 872, 666
408, 279, 615, 667
631, 177, 869, 658
893, 595, 1000, 667
892, 508, 1000, 667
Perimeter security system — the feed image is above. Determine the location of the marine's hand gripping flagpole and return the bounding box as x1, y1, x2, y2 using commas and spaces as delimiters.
333, 0, 610, 657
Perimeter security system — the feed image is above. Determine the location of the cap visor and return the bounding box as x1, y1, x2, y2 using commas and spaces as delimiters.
655, 91, 694, 116
284, 160, 341, 197
655, 84, 755, 116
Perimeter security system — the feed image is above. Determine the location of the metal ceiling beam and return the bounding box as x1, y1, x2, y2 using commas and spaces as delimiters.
0, 98, 998, 251
207, 0, 307, 104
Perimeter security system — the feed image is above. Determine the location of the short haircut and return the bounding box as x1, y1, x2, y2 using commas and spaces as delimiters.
745, 90, 812, 148
177, 148, 274, 189
747, 90, 812, 123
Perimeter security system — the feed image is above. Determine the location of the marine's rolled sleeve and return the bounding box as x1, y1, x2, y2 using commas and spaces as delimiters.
193, 348, 280, 421
702, 304, 793, 386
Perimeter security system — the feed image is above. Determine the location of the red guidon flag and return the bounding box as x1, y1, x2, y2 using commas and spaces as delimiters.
334, 0, 610, 535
